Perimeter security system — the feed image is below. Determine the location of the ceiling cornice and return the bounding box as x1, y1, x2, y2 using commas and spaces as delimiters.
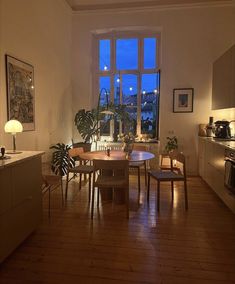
67, 0, 233, 12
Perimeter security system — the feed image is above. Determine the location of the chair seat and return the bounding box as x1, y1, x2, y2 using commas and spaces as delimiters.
69, 165, 94, 174
42, 174, 61, 187
149, 170, 184, 181
94, 175, 127, 188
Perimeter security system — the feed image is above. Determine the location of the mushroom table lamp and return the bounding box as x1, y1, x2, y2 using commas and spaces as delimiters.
4, 119, 23, 154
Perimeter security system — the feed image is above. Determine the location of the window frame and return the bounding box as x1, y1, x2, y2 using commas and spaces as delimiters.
92, 31, 161, 139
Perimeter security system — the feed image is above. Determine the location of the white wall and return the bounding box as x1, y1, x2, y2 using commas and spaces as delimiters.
71, 3, 235, 174
0, 0, 72, 161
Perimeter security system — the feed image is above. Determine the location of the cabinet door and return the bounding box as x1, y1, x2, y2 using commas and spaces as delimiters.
0, 168, 12, 216
198, 138, 205, 178
212, 44, 235, 109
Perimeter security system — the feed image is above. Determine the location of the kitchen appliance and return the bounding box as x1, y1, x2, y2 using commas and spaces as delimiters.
224, 149, 235, 194
214, 121, 231, 139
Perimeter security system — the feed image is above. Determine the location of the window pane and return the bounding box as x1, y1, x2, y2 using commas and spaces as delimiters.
99, 76, 110, 106
99, 39, 110, 71
116, 39, 138, 70
122, 107, 137, 134
144, 38, 157, 69
114, 74, 120, 105
122, 74, 137, 106
141, 73, 160, 137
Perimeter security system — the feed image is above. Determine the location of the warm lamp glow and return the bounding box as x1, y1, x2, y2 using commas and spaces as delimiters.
4, 120, 23, 153
4, 119, 23, 134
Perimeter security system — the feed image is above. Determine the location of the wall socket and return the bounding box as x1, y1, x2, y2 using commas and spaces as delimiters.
168, 130, 174, 135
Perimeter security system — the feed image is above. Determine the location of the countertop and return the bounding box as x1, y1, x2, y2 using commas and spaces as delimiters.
0, 151, 45, 170
199, 137, 235, 151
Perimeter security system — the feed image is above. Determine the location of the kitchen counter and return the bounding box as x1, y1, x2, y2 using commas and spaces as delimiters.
0, 151, 44, 169
198, 137, 235, 214
199, 137, 235, 151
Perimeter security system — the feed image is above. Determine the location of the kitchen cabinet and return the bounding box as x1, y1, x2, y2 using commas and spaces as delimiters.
0, 151, 44, 263
212, 44, 235, 109
198, 137, 235, 213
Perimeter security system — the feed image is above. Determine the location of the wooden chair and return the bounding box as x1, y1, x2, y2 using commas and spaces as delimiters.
65, 147, 94, 201
147, 151, 188, 211
91, 159, 129, 219
42, 174, 63, 218
129, 144, 148, 203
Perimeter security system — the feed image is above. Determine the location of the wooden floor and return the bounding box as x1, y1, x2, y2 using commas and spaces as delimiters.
1, 173, 235, 284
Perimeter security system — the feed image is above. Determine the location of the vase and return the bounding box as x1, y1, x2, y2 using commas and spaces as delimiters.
123, 142, 133, 155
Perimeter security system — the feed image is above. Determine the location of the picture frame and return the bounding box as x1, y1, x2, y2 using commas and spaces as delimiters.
5, 54, 35, 131
173, 88, 194, 113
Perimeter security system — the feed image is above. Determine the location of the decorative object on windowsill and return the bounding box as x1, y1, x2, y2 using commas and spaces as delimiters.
173, 88, 194, 113
4, 119, 23, 154
205, 116, 215, 137
50, 143, 75, 176
119, 132, 135, 156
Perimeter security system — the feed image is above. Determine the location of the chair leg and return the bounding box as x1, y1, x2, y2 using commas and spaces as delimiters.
97, 187, 100, 207
91, 185, 95, 219
126, 186, 129, 219
88, 173, 91, 202
137, 167, 141, 204
147, 173, 151, 204
157, 181, 160, 212
48, 186, 51, 218
79, 173, 82, 190
184, 180, 188, 210
65, 173, 69, 200
60, 178, 64, 206
144, 161, 147, 186
171, 181, 174, 201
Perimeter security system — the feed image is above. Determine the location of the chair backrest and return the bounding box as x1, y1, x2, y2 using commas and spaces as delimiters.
68, 147, 84, 158
169, 150, 186, 176
93, 159, 129, 183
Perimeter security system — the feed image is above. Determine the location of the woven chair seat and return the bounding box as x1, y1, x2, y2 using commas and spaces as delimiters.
149, 170, 184, 181
69, 165, 94, 174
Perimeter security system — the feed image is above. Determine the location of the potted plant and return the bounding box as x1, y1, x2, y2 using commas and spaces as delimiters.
50, 143, 75, 176
164, 136, 178, 154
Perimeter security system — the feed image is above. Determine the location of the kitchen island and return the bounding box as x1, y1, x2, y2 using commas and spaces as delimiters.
0, 151, 44, 262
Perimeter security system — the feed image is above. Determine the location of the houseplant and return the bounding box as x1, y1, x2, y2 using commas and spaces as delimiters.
164, 136, 178, 154
50, 143, 75, 176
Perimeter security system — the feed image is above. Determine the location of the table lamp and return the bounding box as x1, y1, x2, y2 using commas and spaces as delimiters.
4, 119, 23, 154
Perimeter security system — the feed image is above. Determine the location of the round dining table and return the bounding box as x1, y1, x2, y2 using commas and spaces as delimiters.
79, 150, 155, 204
79, 150, 155, 162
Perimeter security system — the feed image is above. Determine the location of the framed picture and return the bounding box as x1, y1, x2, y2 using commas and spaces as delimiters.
5, 55, 35, 131
173, 88, 194, 113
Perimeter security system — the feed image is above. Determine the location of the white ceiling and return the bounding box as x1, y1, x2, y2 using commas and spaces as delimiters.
65, 0, 231, 11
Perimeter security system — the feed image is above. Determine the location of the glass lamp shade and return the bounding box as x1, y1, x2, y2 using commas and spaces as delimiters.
4, 120, 23, 134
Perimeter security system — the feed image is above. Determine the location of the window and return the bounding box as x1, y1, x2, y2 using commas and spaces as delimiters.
94, 32, 160, 139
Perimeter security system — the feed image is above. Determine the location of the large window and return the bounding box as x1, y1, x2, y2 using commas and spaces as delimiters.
94, 32, 160, 139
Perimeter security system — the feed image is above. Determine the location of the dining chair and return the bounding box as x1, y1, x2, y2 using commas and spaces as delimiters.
65, 147, 94, 201
129, 144, 148, 203
42, 174, 63, 218
91, 159, 129, 219
147, 150, 188, 211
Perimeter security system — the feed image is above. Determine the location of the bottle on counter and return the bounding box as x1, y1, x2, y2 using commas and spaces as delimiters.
206, 116, 215, 137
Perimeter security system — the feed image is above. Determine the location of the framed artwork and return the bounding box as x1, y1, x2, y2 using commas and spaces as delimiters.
5, 55, 35, 131
173, 88, 194, 113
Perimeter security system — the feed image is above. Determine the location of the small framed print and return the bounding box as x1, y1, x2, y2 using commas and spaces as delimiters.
173, 88, 194, 113
5, 54, 35, 131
